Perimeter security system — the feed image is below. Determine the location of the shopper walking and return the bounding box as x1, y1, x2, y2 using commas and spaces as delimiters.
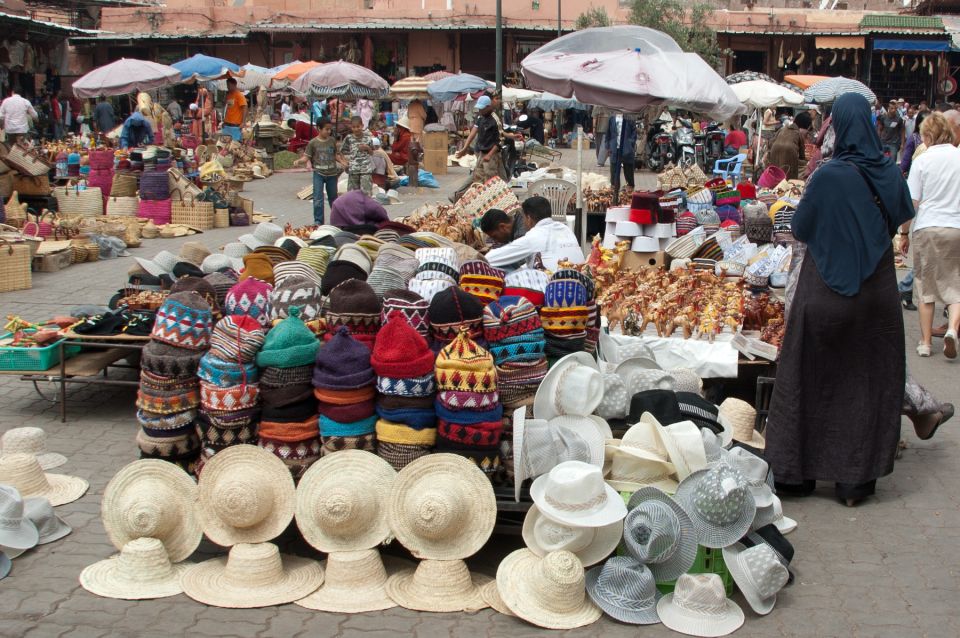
294, 118, 343, 225
766, 111, 811, 180
765, 93, 914, 507
901, 112, 960, 359
606, 113, 636, 196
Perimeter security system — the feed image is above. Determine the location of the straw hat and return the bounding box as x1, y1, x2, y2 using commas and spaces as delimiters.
0, 427, 66, 470
79, 537, 189, 600
295, 450, 396, 553
480, 579, 515, 616
387, 454, 496, 560
181, 542, 324, 608
385, 558, 491, 613
656, 573, 744, 637
196, 445, 296, 547
521, 505, 621, 568
603, 451, 678, 495
496, 549, 602, 629
179, 241, 211, 267
295, 550, 411, 613
0, 454, 87, 507
101, 459, 200, 563
719, 398, 764, 449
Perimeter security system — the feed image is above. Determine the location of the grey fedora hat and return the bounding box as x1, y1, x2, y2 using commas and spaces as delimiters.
624, 487, 698, 582
585, 556, 662, 625
673, 463, 756, 549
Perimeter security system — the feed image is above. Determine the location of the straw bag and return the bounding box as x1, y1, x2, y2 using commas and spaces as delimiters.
0, 223, 40, 257
139, 170, 170, 201
2, 145, 53, 177
22, 210, 58, 239
168, 167, 201, 199
685, 164, 708, 187
53, 186, 103, 217
171, 192, 214, 230
5, 192, 26, 228
137, 198, 172, 225
657, 165, 687, 191
106, 196, 139, 217
11, 174, 50, 196
214, 208, 229, 228
0, 238, 32, 292
111, 172, 139, 198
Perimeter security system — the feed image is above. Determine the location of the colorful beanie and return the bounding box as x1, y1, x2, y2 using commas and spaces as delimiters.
209, 315, 265, 364
224, 278, 273, 329
413, 246, 459, 283
325, 279, 381, 349
459, 260, 505, 305
676, 211, 698, 237
502, 268, 550, 308
380, 289, 430, 339
372, 312, 436, 379
429, 286, 485, 347
313, 326, 375, 390
435, 330, 497, 394
269, 274, 323, 322
297, 245, 334, 279
150, 292, 213, 351
482, 296, 546, 366
256, 307, 320, 369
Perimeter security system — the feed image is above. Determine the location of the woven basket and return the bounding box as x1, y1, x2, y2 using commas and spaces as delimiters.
4, 193, 25, 228
0, 238, 32, 292
139, 169, 170, 201
141, 220, 159, 239
214, 208, 229, 228
106, 196, 139, 217
53, 186, 103, 217
168, 167, 202, 199
70, 243, 89, 264
657, 166, 687, 191
137, 198, 172, 225
88, 149, 114, 170
111, 172, 139, 198
11, 174, 50, 196
170, 192, 214, 230
3, 145, 53, 177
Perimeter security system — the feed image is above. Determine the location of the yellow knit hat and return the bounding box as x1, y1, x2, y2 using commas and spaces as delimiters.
434, 330, 497, 393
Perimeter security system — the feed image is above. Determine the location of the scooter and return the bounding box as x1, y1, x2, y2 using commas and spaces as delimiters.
703, 122, 726, 171
673, 119, 696, 168
501, 125, 525, 178
644, 120, 675, 172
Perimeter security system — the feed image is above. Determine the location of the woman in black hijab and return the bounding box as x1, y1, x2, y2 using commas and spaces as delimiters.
765, 93, 915, 506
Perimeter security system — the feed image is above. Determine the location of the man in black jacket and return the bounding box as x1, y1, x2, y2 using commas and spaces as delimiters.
606, 113, 637, 195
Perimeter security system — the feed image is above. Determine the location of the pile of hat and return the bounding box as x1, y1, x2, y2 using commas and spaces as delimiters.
314, 327, 377, 457
367, 243, 418, 300
408, 247, 457, 302
256, 307, 322, 479
428, 286, 485, 351
372, 312, 438, 471
195, 315, 266, 473
269, 262, 323, 325
136, 291, 213, 474
324, 279, 381, 349
224, 277, 273, 330
540, 270, 595, 365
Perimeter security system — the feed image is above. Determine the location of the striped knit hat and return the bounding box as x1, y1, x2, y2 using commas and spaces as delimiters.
503, 269, 550, 308
459, 260, 505, 305
209, 315, 265, 364
335, 243, 374, 274
551, 269, 596, 302
413, 247, 459, 283
408, 277, 453, 303
150, 292, 213, 351
273, 261, 322, 288
482, 296, 546, 366
380, 289, 430, 339
224, 278, 273, 329
428, 286, 485, 348
367, 243, 418, 300
269, 274, 323, 322
204, 271, 239, 310
676, 211, 698, 237
435, 330, 497, 394
297, 246, 334, 279
325, 279, 381, 349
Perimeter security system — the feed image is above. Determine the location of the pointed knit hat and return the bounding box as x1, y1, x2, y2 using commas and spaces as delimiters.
435, 330, 497, 394
371, 312, 436, 379
313, 326, 375, 390
256, 307, 320, 369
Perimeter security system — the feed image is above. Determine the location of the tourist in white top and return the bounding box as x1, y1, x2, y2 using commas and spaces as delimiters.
485, 195, 584, 271
0, 89, 38, 142
901, 112, 960, 358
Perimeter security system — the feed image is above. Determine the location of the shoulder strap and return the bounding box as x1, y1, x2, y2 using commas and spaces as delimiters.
844, 161, 897, 237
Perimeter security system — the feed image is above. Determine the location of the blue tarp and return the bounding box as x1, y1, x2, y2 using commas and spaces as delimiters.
427, 73, 489, 102
872, 39, 950, 52
173, 54, 241, 82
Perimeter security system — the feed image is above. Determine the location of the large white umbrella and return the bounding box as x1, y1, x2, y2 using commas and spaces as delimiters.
803, 77, 876, 105
72, 58, 180, 98
289, 61, 389, 99
731, 80, 804, 110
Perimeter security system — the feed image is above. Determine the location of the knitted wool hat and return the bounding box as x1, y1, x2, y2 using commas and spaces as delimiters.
256, 308, 320, 369
414, 247, 459, 283
205, 271, 239, 309
150, 292, 213, 351
335, 244, 374, 274
429, 286, 485, 346
321, 260, 368, 296
297, 246, 334, 279
170, 277, 221, 318
368, 244, 418, 300
269, 274, 323, 322
459, 261, 505, 305
372, 312, 436, 379
483, 297, 547, 366
551, 269, 596, 302
380, 289, 430, 339
253, 245, 294, 266
544, 280, 588, 309
408, 277, 453, 303
140, 341, 205, 378
675, 211, 698, 237
737, 181, 757, 200
435, 330, 497, 394
502, 269, 550, 307
354, 235, 385, 261
325, 279, 382, 349
273, 261, 321, 288
224, 278, 273, 329
313, 327, 376, 390
240, 253, 275, 286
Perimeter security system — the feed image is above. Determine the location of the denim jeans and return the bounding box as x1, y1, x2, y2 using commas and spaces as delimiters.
898, 269, 914, 294
312, 172, 338, 225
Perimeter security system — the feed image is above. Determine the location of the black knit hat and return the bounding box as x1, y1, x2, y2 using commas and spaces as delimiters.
428, 285, 484, 326
321, 260, 368, 296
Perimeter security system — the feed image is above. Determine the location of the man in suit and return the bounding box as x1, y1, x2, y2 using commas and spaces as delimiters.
606, 113, 637, 196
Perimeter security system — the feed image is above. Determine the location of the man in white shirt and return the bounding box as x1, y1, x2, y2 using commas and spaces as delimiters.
0, 89, 38, 143
485, 195, 585, 271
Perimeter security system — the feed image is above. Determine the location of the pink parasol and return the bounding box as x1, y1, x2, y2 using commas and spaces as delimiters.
289, 60, 389, 99
72, 58, 181, 98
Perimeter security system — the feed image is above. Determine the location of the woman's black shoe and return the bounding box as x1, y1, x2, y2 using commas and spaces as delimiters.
901, 291, 917, 311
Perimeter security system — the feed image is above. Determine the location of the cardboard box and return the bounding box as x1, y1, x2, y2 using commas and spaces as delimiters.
423, 131, 449, 152
621, 250, 668, 270
422, 149, 447, 176
32, 249, 72, 273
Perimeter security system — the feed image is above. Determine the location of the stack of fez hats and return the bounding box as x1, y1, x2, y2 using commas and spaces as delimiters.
136, 291, 212, 474
313, 327, 377, 456
195, 315, 265, 473
380, 289, 430, 340
372, 312, 438, 471
408, 247, 457, 302
428, 286, 485, 351
255, 307, 322, 479
433, 330, 502, 476
224, 278, 273, 330
540, 270, 592, 365
553, 269, 600, 356
324, 279, 381, 350
482, 296, 548, 413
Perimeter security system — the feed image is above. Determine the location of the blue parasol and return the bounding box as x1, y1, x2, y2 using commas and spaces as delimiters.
173, 54, 241, 82
427, 73, 490, 102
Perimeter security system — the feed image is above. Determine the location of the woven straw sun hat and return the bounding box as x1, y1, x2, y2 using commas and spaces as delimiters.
101, 459, 200, 563
480, 580, 515, 616
181, 542, 324, 608
79, 537, 189, 600
387, 453, 496, 560
296, 549, 412, 613
295, 450, 396, 553
0, 454, 87, 507
385, 558, 491, 613
196, 445, 296, 547
1, 427, 67, 470
522, 504, 622, 568
719, 398, 765, 450
496, 549, 602, 629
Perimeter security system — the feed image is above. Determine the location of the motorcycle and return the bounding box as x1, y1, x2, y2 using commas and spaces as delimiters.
644, 120, 675, 172
703, 122, 726, 172
673, 119, 697, 169
501, 125, 525, 178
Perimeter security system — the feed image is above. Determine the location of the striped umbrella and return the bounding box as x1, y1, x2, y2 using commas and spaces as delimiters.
289, 60, 390, 99
802, 76, 876, 104
422, 70, 454, 82
390, 76, 432, 100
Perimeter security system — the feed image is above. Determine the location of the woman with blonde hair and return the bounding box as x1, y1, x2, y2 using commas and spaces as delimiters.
901, 111, 960, 359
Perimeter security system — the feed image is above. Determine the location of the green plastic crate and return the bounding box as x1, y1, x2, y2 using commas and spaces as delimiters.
0, 331, 80, 371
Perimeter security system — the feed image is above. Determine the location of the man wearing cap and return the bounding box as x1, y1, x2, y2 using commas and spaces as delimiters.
485, 196, 584, 271
466, 95, 503, 187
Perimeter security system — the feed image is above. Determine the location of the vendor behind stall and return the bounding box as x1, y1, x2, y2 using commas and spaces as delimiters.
389, 116, 412, 166
480, 208, 527, 245
119, 111, 153, 149
330, 189, 389, 228
485, 196, 584, 271
288, 119, 320, 153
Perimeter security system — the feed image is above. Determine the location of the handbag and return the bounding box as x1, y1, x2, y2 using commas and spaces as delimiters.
229, 207, 250, 226
106, 196, 139, 217
2, 145, 53, 177
11, 174, 51, 196
139, 169, 170, 201
0, 238, 31, 292
168, 167, 202, 199
137, 198, 172, 225
111, 172, 139, 198
171, 192, 214, 230
53, 186, 103, 217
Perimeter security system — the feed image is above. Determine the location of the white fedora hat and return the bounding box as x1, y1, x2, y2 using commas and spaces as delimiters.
657, 573, 744, 637
530, 461, 626, 528
387, 454, 496, 560
101, 459, 200, 563
385, 558, 491, 613
496, 549, 602, 629
608, 413, 673, 464
659, 419, 708, 481
24, 496, 71, 545
0, 486, 39, 556
701, 428, 730, 466
0, 428, 66, 470
79, 537, 189, 600
603, 448, 678, 494
196, 445, 296, 547
623, 487, 698, 582
534, 352, 603, 421
585, 557, 662, 625
771, 495, 797, 535
722, 542, 789, 615
522, 505, 621, 568
238, 222, 284, 251
295, 450, 396, 553
181, 542, 324, 608
0, 454, 87, 507
296, 549, 411, 613
726, 447, 774, 508
135, 250, 179, 277
673, 464, 756, 549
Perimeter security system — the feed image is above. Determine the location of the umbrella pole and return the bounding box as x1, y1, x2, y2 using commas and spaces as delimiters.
577, 124, 586, 251
755, 108, 762, 181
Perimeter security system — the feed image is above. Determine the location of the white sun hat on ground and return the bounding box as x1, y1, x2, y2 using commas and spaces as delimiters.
0, 454, 87, 507
0, 427, 66, 470
496, 549, 602, 629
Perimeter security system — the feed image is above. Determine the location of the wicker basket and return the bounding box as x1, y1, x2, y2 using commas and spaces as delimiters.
0, 238, 32, 292
214, 208, 230, 228
53, 186, 103, 217
106, 196, 139, 217
11, 174, 50, 196
111, 172, 139, 198
170, 192, 214, 230
139, 170, 170, 201
3, 145, 53, 177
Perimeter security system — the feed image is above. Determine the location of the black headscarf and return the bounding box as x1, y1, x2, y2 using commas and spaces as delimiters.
792, 93, 914, 296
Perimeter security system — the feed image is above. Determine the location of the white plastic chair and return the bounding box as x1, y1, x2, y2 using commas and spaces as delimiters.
528, 178, 577, 231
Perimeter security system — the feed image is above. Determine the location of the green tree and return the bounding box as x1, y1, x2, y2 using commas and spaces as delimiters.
575, 5, 612, 29
628, 0, 728, 68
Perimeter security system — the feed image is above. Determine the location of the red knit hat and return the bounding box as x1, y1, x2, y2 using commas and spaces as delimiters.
736, 181, 757, 200
629, 191, 662, 225
371, 311, 436, 378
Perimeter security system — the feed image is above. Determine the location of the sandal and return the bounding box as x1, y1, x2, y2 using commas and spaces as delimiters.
916, 403, 955, 441
917, 343, 932, 357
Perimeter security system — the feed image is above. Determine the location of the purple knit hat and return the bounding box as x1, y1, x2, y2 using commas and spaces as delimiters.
224, 278, 273, 329
313, 326, 375, 390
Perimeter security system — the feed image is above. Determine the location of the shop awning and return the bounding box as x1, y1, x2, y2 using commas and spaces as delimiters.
872, 39, 951, 52
815, 36, 865, 49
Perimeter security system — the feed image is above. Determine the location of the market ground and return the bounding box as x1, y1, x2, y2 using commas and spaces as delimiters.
0, 155, 957, 638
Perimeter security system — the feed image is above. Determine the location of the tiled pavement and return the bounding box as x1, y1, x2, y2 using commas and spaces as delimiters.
0, 161, 956, 637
